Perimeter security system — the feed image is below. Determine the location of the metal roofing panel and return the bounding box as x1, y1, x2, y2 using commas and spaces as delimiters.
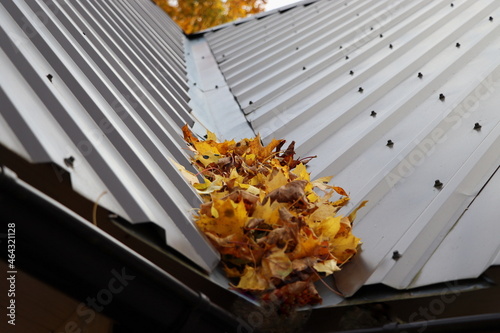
0, 0, 219, 271
205, 0, 500, 298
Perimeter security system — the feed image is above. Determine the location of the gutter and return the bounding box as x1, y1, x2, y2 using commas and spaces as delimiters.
334, 313, 500, 333
0, 166, 242, 332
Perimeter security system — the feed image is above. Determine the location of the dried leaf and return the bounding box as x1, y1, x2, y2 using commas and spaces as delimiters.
236, 266, 270, 291
262, 247, 293, 280
313, 259, 340, 276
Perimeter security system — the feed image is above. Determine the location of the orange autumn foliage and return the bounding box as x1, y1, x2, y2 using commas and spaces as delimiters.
153, 0, 267, 34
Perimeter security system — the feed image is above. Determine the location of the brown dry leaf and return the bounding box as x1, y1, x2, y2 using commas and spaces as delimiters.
262, 247, 293, 280
264, 180, 308, 205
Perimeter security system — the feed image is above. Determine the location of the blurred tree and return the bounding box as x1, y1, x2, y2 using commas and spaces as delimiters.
153, 0, 267, 34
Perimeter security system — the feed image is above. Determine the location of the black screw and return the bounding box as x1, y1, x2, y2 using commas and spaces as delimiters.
456, 42, 461, 48
339, 45, 343, 49
418, 72, 423, 79
358, 87, 364, 93
474, 122, 482, 130
349, 70, 354, 75
296, 47, 299, 50
249, 101, 253, 105
392, 251, 402, 260
450, 3, 454, 7
82, 31, 86, 35
346, 55, 349, 59
434, 180, 443, 188
370, 110, 377, 117
201, 56, 205, 59
370, 27, 374, 30
380, 34, 383, 38
489, 16, 493, 21
215, 85, 218, 89
303, 66, 306, 70
439, 93, 445, 101
47, 74, 53, 82
389, 44, 393, 49
386, 140, 394, 147
64, 156, 75, 168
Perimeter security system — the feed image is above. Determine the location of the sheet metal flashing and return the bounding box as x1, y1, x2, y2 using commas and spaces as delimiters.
204, 0, 500, 303
184, 36, 255, 141
0, 0, 218, 272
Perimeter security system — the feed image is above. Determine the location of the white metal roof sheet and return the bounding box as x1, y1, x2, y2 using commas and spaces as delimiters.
205, 0, 500, 298
0, 0, 219, 272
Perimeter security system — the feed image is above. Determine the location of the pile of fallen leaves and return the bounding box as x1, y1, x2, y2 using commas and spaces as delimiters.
180, 125, 365, 313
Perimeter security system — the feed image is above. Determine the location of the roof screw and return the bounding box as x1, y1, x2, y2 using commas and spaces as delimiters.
346, 55, 349, 59
389, 44, 393, 49
215, 85, 218, 89
418, 72, 423, 79
474, 122, 482, 130
450, 3, 454, 7
370, 27, 373, 30
296, 47, 299, 50
249, 101, 253, 105
302, 66, 306, 70
201, 56, 205, 59
456, 42, 461, 48
349, 70, 354, 75
392, 251, 402, 260
47, 74, 53, 82
386, 139, 394, 147
339, 45, 343, 49
370, 110, 377, 117
439, 93, 445, 101
64, 156, 75, 168
380, 33, 383, 38
358, 87, 364, 93
434, 179, 443, 189
489, 16, 493, 21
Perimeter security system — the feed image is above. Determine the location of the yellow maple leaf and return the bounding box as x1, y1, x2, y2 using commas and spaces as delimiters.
235, 266, 270, 291
315, 216, 342, 240
196, 199, 248, 238
251, 200, 285, 225
265, 168, 289, 192
292, 163, 310, 181
290, 230, 322, 260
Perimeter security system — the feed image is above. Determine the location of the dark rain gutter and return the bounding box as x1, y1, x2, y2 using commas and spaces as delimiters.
334, 313, 500, 333
0, 165, 242, 333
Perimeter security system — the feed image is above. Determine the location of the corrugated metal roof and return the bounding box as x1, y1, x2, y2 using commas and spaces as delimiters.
0, 0, 219, 271
204, 0, 500, 301
3, 0, 500, 309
